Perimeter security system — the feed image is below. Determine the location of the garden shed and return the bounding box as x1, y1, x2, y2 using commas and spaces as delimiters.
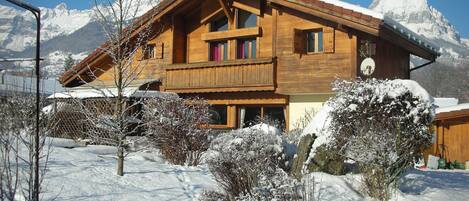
426, 103, 469, 163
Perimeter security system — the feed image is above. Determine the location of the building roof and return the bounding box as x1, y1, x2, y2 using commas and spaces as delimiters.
435, 103, 469, 121
48, 87, 175, 100
275, 0, 439, 57
60, 0, 440, 87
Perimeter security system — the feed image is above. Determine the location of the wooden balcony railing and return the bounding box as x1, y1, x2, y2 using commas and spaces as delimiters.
164, 58, 275, 93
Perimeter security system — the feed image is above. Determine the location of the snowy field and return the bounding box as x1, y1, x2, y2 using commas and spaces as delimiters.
41, 139, 218, 201
38, 138, 469, 201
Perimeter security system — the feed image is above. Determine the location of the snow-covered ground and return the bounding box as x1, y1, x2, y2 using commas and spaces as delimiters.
37, 138, 469, 201
41, 139, 217, 201
307, 169, 469, 201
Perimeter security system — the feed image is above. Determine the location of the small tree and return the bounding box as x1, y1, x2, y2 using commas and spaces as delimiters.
63, 54, 74, 72
0, 94, 52, 200
327, 79, 434, 200
72, 0, 162, 176
143, 96, 211, 166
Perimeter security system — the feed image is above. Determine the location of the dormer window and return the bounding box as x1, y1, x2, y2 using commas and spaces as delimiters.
237, 9, 256, 28
210, 16, 228, 32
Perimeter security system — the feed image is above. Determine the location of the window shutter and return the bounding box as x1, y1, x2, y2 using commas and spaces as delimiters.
155, 42, 164, 59
323, 27, 335, 53
293, 28, 306, 54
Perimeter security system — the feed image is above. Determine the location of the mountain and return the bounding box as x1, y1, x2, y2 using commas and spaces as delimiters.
0, 3, 93, 52
0, 1, 158, 77
1, 0, 468, 100
370, 0, 469, 102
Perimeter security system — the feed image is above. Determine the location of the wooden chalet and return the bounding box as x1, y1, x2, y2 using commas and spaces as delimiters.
59, 0, 439, 130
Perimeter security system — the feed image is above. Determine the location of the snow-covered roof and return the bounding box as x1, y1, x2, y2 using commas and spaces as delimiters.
436, 103, 469, 114
317, 0, 439, 57
319, 0, 384, 19
382, 17, 440, 56
48, 87, 175, 99
434, 98, 459, 108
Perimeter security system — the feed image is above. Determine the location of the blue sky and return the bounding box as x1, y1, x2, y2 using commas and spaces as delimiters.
2, 0, 468, 38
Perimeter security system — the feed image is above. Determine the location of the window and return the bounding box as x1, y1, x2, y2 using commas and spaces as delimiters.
306, 30, 323, 53
209, 105, 228, 125
210, 41, 228, 61
210, 16, 228, 32
142, 44, 155, 60
263, 107, 286, 129
239, 106, 286, 130
237, 38, 256, 59
294, 28, 334, 54
240, 106, 261, 128
237, 9, 257, 28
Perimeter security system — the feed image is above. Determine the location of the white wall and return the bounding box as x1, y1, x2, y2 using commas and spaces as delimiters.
288, 94, 332, 130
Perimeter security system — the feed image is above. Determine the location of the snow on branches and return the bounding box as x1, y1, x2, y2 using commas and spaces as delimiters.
328, 79, 434, 165
325, 78, 435, 200
143, 96, 211, 166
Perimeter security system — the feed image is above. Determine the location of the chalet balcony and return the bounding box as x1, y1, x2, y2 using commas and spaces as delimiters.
164, 58, 275, 93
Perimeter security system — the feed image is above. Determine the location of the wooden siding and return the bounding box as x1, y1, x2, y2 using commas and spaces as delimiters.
425, 110, 469, 163
165, 58, 275, 93
357, 34, 410, 79
431, 117, 469, 162
92, 24, 172, 85
274, 7, 355, 94
64, 0, 418, 94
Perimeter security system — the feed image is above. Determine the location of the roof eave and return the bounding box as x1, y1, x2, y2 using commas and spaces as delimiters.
381, 18, 440, 60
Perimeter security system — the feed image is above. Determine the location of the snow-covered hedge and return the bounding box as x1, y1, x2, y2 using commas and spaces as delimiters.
235, 169, 303, 201
324, 79, 434, 200
327, 79, 434, 166
204, 124, 285, 199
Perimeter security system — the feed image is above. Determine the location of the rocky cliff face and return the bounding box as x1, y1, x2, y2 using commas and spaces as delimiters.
370, 0, 469, 102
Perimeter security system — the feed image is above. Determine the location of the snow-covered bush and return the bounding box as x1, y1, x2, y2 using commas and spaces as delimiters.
205, 125, 284, 198
235, 169, 304, 201
327, 79, 434, 200
143, 96, 211, 166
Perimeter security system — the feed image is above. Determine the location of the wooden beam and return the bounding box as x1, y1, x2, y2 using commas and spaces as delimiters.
201, 26, 261, 41
218, 0, 233, 22
350, 35, 357, 78
272, 7, 278, 57
435, 109, 469, 121
165, 85, 275, 93
165, 57, 272, 70
200, 8, 224, 24
232, 0, 261, 15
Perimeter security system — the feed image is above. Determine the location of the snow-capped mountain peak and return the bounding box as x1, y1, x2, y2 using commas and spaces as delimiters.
370, 0, 429, 14
370, 0, 468, 58
0, 3, 93, 52
55, 2, 68, 10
